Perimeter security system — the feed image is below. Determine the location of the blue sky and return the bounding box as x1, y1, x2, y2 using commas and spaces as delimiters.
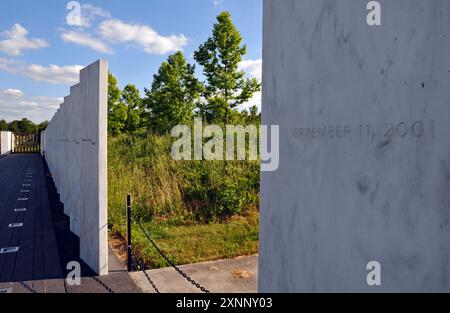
0, 0, 262, 123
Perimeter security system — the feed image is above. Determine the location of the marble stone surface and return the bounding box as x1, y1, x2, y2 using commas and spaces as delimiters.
260, 0, 450, 292
0, 131, 14, 155
41, 60, 108, 275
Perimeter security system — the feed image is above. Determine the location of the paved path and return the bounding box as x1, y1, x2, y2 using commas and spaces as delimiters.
0, 154, 61, 283
130, 255, 258, 293
0, 154, 140, 293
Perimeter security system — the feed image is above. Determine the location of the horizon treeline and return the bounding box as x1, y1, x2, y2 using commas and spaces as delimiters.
0, 118, 48, 134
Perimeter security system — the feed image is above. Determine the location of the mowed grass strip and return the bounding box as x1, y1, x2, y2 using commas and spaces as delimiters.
113, 211, 258, 269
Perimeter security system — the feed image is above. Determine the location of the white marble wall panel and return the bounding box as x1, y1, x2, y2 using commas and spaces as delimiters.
41, 60, 108, 275
260, 0, 450, 292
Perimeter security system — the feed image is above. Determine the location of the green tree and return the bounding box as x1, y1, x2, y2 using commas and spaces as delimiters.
122, 84, 143, 134
194, 11, 261, 123
145, 51, 203, 134
108, 72, 127, 136
0, 119, 8, 131
37, 121, 49, 133
8, 121, 19, 133
8, 118, 37, 134
248, 105, 260, 124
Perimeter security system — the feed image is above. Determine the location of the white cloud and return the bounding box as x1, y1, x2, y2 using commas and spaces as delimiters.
62, 3, 187, 55
2, 88, 23, 97
19, 100, 39, 107
0, 57, 83, 85
239, 91, 261, 112
61, 30, 113, 54
239, 59, 262, 80
0, 56, 14, 69
238, 59, 262, 112
79, 4, 112, 27
62, 3, 112, 52
0, 24, 48, 56
213, 0, 224, 8
0, 90, 62, 122
26, 63, 83, 85
99, 19, 188, 55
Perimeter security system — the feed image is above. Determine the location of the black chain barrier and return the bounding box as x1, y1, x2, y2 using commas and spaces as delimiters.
137, 222, 211, 293
141, 266, 160, 294
92, 276, 115, 293
62, 271, 114, 294
19, 281, 37, 293
16, 275, 112, 294
132, 252, 160, 293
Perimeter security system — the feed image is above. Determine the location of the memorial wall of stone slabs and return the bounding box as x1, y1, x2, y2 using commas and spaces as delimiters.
41, 60, 108, 275
260, 0, 450, 292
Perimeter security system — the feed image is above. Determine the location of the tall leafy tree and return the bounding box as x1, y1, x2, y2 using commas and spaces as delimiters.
37, 121, 49, 133
108, 72, 127, 136
145, 51, 203, 134
122, 84, 143, 134
8, 118, 37, 134
0, 119, 8, 131
194, 11, 261, 123
248, 105, 260, 124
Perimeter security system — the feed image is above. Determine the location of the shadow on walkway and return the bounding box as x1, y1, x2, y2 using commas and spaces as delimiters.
0, 154, 140, 293
43, 157, 98, 279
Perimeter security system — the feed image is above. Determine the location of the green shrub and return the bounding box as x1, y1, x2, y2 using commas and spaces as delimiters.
108, 132, 260, 228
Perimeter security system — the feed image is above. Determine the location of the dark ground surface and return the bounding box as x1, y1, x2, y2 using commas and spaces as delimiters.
0, 153, 140, 293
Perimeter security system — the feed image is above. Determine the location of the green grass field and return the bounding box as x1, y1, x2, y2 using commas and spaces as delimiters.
108, 133, 259, 268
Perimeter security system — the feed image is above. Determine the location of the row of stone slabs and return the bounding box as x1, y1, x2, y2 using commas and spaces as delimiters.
0, 154, 62, 291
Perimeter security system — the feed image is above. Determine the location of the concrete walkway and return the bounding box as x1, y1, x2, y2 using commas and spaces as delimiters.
0, 154, 140, 293
0, 154, 61, 283
130, 255, 258, 293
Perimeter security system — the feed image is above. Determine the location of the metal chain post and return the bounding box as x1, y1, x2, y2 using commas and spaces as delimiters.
127, 194, 132, 272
